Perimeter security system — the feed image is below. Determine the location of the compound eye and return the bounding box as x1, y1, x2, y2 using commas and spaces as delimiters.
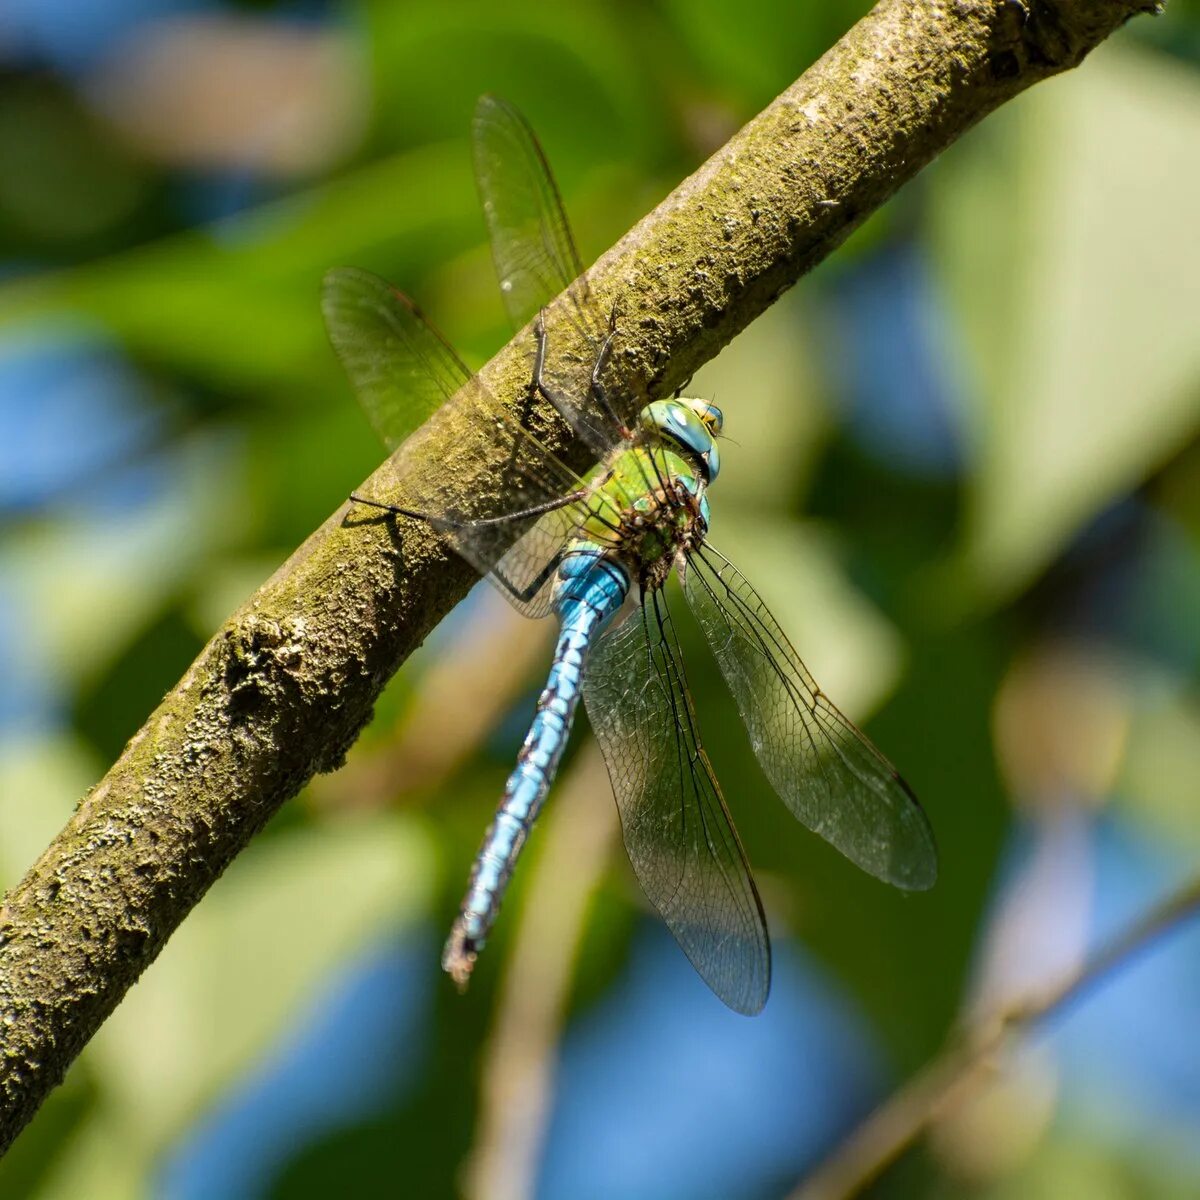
699, 402, 724, 435
655, 404, 693, 443
681, 398, 723, 435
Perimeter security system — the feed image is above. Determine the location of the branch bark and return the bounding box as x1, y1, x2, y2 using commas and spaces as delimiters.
0, 0, 1157, 1153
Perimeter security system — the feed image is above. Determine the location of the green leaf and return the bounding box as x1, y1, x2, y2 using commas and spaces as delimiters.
0, 143, 473, 394
932, 42, 1200, 601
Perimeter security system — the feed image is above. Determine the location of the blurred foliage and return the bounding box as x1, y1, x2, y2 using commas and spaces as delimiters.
1, 2, 1199, 1198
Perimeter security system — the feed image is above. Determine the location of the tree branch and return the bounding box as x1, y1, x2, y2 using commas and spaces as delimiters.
0, 0, 1157, 1153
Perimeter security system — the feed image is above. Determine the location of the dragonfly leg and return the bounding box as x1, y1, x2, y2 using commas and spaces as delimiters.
448, 489, 589, 529
348, 493, 427, 520
529, 309, 549, 401
587, 313, 628, 435
530, 310, 577, 428
491, 548, 565, 606
351, 488, 590, 607
531, 309, 630, 439
349, 487, 586, 527
493, 540, 620, 607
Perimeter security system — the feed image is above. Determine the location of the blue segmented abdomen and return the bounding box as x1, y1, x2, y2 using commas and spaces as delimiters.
442, 548, 629, 985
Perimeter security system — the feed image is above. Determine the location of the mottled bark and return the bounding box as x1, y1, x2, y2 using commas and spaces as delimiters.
0, 0, 1157, 1153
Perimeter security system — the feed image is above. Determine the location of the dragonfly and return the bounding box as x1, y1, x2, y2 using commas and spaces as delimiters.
322, 95, 937, 1014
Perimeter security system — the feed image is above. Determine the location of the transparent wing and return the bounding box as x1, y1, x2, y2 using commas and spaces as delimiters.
472, 94, 638, 455
472, 94, 583, 332
682, 545, 938, 890
322, 265, 465, 452
322, 265, 621, 617
584, 588, 771, 1015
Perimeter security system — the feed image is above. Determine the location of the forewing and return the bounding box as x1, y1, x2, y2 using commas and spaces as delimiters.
322, 266, 467, 452
584, 590, 771, 1015
472, 94, 583, 332
682, 546, 938, 890
322, 265, 611, 618
472, 94, 637, 456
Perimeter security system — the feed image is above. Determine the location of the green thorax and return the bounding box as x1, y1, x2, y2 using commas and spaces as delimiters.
565, 396, 724, 585
576, 443, 708, 579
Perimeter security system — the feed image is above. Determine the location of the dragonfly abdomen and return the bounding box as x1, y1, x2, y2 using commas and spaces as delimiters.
442, 550, 628, 988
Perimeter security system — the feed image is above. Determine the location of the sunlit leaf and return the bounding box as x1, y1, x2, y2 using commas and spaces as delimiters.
0, 144, 473, 393
932, 42, 1200, 600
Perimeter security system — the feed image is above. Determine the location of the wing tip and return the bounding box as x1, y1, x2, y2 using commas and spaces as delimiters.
319, 264, 379, 320
728, 987, 769, 1017
886, 829, 940, 892
895, 861, 939, 892
474, 91, 523, 126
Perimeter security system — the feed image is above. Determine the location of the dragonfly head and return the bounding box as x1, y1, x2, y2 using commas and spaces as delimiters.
641, 399, 722, 483
680, 398, 723, 437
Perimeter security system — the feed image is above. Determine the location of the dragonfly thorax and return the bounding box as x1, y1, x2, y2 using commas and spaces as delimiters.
590, 455, 709, 595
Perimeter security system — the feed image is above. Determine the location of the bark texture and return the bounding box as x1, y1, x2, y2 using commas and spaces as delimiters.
0, 0, 1157, 1153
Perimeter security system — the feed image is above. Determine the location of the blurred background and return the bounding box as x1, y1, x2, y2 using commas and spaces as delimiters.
1, 1, 1199, 1197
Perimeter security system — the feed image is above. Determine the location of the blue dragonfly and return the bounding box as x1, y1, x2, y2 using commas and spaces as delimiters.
323, 96, 936, 1014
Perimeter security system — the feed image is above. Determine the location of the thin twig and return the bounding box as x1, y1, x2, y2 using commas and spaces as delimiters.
792, 873, 1200, 1200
